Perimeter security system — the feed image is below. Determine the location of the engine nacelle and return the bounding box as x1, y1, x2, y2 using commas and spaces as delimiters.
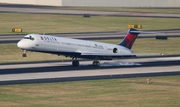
113, 48, 118, 53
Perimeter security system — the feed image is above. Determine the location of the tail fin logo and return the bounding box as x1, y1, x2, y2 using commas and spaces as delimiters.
119, 28, 139, 49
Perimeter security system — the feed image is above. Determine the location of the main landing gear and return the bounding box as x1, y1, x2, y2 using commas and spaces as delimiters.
72, 58, 100, 67
92, 60, 100, 67
72, 58, 79, 67
72, 60, 79, 67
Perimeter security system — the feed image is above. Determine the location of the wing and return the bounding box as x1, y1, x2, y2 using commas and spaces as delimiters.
81, 51, 121, 56
80, 51, 136, 60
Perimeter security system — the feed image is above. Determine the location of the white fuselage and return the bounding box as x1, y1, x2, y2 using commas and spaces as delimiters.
17, 34, 135, 59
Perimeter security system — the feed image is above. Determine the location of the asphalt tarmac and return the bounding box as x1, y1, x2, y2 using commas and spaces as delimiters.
0, 4, 180, 18
0, 56, 180, 85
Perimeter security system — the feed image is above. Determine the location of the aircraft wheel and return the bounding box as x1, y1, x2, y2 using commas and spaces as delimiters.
93, 60, 100, 67
72, 60, 79, 67
22, 53, 27, 57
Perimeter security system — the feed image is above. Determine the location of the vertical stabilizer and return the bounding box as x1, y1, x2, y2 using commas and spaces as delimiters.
118, 28, 140, 49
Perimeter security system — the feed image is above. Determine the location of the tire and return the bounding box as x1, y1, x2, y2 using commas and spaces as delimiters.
93, 61, 100, 67
72, 60, 79, 67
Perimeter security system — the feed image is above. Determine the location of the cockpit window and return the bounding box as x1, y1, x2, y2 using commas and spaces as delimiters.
24, 36, 34, 40
24, 37, 30, 39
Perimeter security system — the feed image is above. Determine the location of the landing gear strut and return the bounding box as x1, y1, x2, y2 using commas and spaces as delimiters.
72, 58, 79, 67
22, 50, 27, 57
93, 60, 100, 67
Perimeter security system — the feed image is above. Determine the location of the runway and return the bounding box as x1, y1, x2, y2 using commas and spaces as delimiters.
0, 56, 180, 85
1, 4, 180, 18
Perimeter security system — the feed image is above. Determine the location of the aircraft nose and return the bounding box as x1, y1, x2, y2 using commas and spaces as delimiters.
17, 41, 23, 48
17, 40, 28, 49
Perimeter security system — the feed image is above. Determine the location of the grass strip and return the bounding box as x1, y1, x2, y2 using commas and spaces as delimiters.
0, 13, 180, 34
0, 76, 179, 107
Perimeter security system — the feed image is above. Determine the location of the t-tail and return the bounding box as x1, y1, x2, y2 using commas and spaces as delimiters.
118, 28, 140, 49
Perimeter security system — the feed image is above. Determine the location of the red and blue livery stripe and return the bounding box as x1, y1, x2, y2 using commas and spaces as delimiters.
119, 28, 140, 49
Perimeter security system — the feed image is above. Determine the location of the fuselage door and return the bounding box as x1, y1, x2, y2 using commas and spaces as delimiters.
28, 34, 40, 48
34, 36, 40, 47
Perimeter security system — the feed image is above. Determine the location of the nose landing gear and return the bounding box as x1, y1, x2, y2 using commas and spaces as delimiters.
22, 50, 27, 57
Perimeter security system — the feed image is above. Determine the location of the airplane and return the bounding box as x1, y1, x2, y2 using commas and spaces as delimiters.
17, 28, 140, 67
